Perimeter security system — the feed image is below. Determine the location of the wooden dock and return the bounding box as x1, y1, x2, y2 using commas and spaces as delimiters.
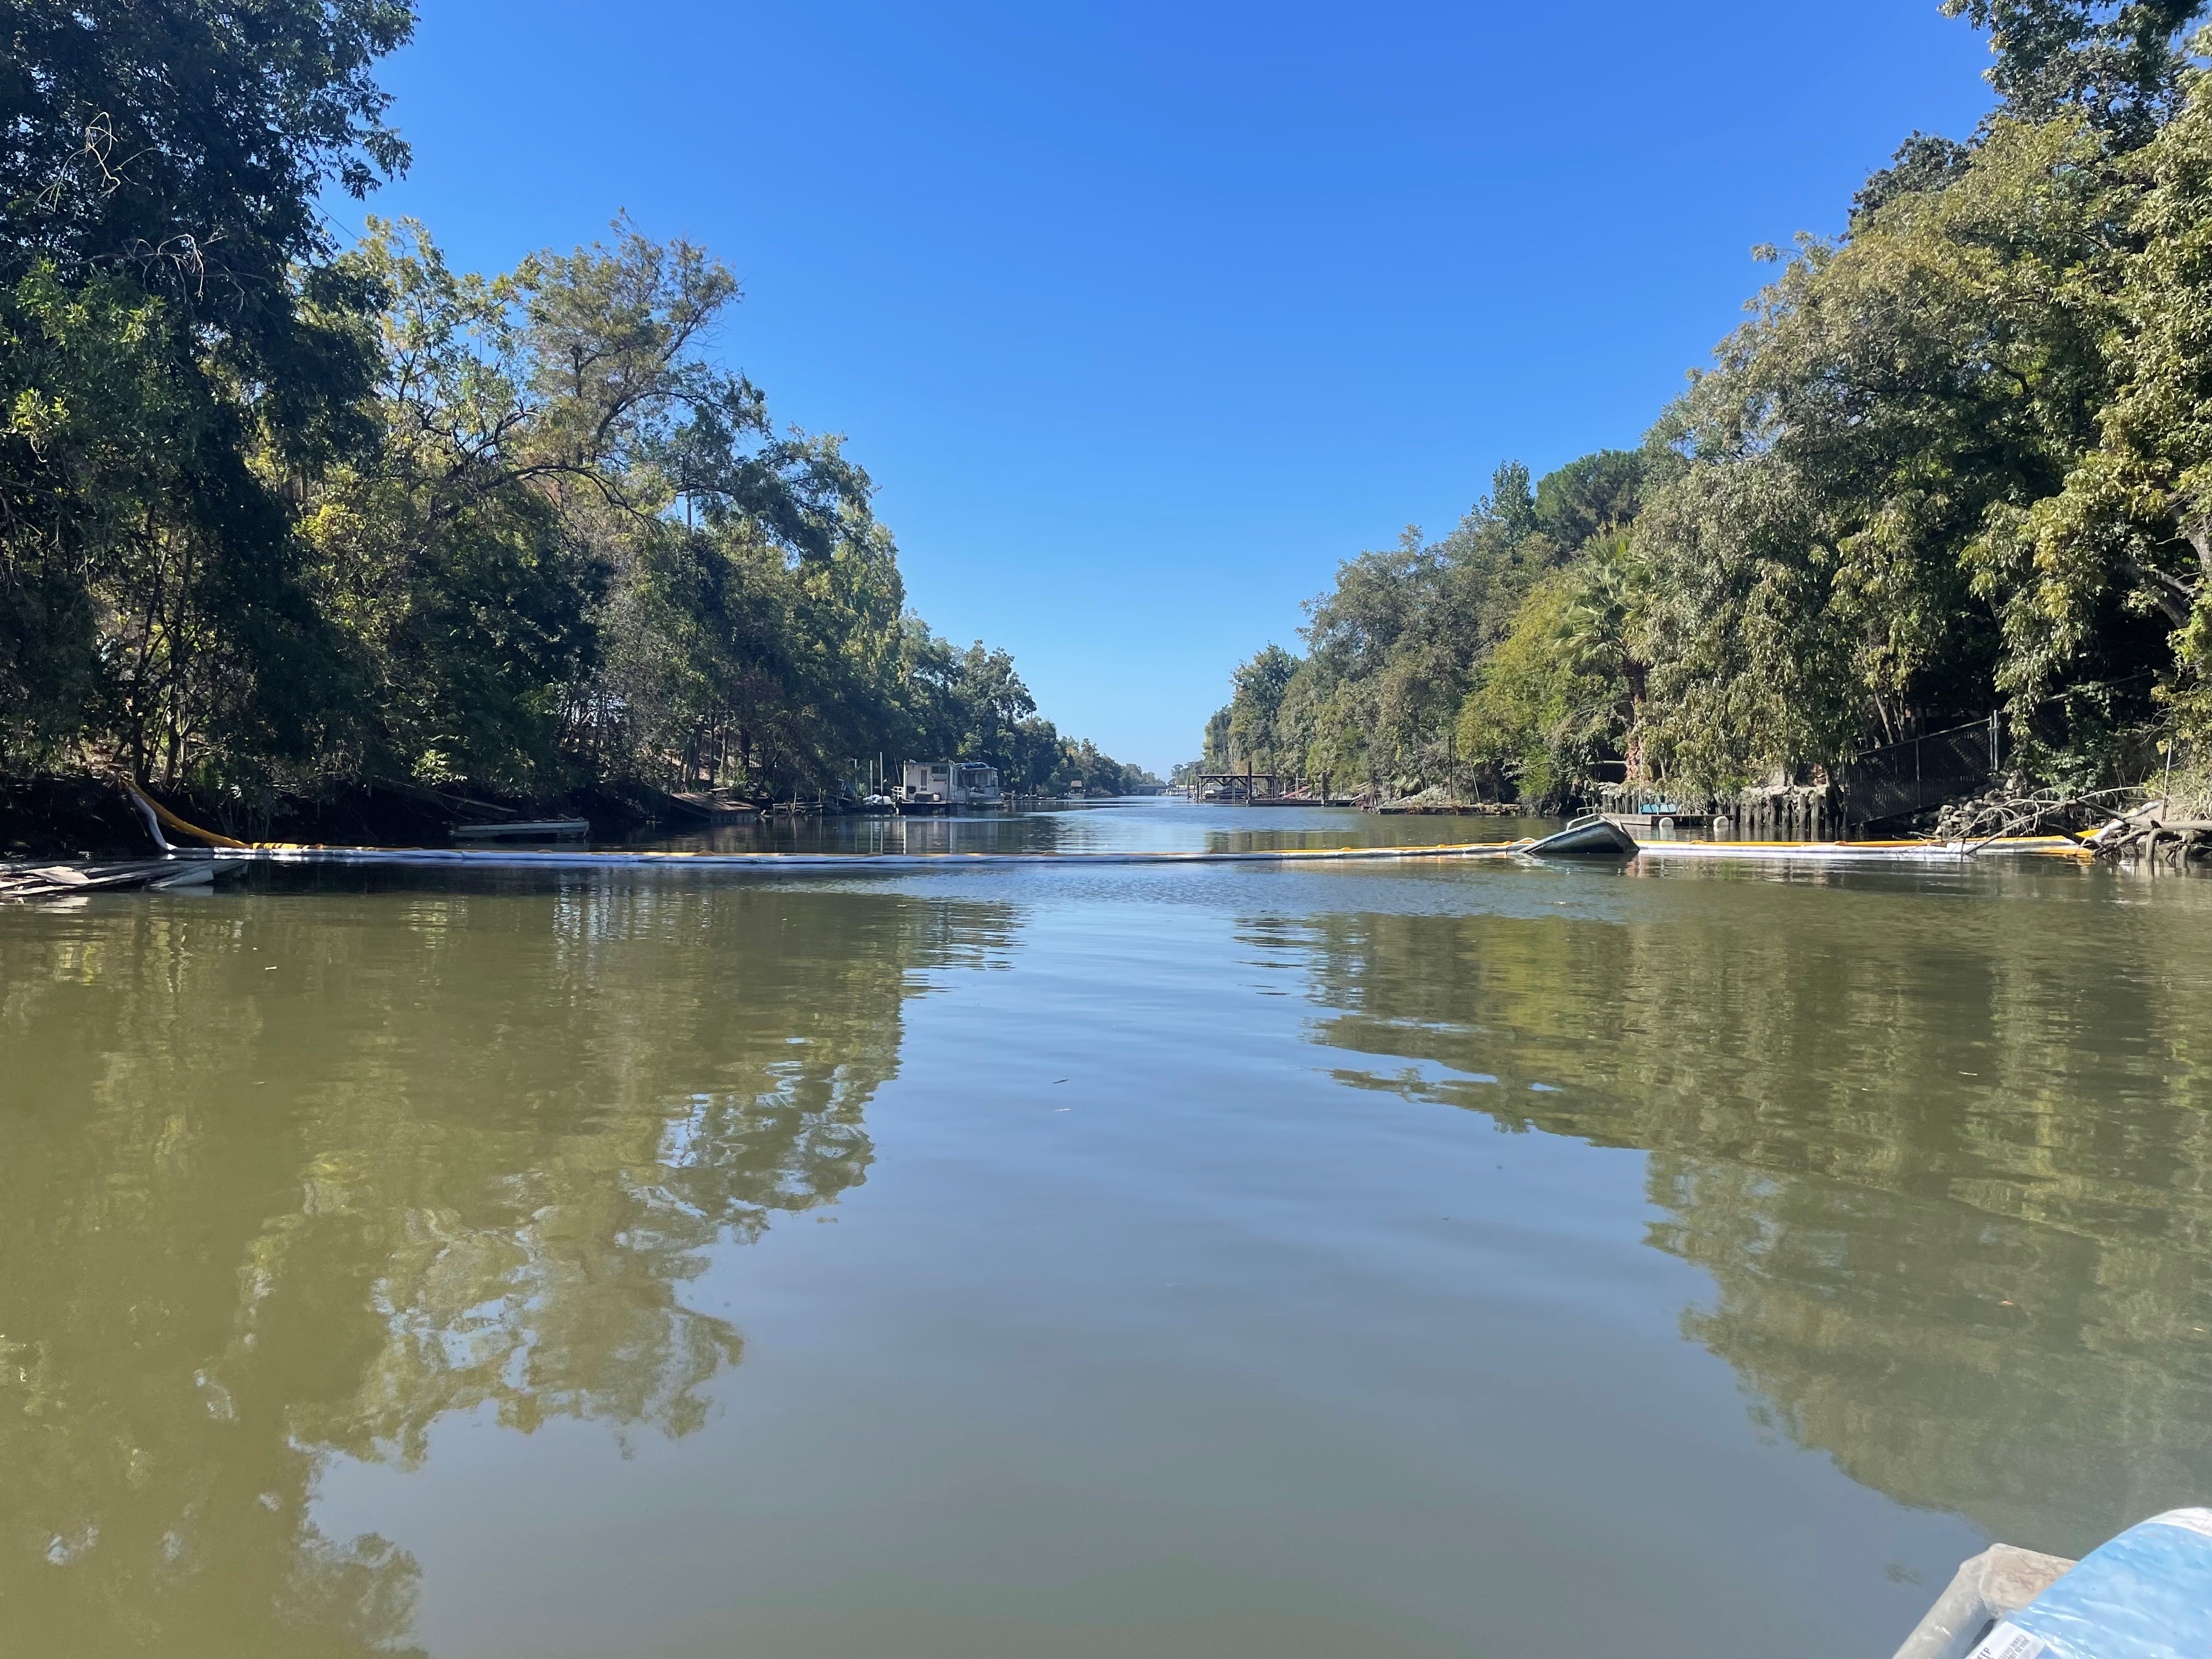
668, 790, 763, 819
1197, 770, 1352, 805
1369, 801, 1521, 816
450, 819, 589, 840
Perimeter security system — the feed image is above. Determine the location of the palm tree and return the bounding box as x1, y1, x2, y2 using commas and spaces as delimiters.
1557, 529, 1653, 780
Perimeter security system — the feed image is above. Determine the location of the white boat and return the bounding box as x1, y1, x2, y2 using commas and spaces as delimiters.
896, 760, 1003, 810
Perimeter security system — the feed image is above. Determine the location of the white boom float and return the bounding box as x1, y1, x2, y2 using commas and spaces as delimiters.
124, 789, 2094, 873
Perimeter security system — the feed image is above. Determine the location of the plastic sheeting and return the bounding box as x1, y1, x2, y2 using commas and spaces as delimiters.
1891, 1545, 2076, 1659
1966, 1510, 2212, 1659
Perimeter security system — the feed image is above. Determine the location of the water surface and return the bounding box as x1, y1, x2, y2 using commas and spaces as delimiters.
5, 801, 2210, 1657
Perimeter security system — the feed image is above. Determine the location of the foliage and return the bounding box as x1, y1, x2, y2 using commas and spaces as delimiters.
1455, 533, 1651, 808
1852, 132, 1975, 222
1, 0, 411, 781
0, 9, 1140, 801
3, 0, 414, 285
1205, 3, 2212, 806
1971, 46, 2212, 738
1942, 0, 2209, 148
1203, 452, 1657, 797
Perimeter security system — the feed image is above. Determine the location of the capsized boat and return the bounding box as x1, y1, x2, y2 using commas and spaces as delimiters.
1522, 813, 1640, 857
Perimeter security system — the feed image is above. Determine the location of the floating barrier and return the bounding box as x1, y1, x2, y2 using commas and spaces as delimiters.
1634, 834, 2090, 862
184, 839, 1538, 872
122, 786, 2096, 876
139, 832, 2095, 877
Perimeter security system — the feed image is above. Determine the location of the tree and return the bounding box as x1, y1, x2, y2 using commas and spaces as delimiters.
2, 1, 413, 293
1455, 532, 1651, 807
1971, 50, 2212, 738
1, 0, 416, 778
1853, 133, 1975, 222
298, 219, 888, 793
1215, 645, 1297, 772
1944, 0, 2209, 148
1633, 117, 2130, 788
1532, 449, 1651, 548
1205, 8, 2212, 804
1202, 452, 1647, 799
0, 8, 1149, 809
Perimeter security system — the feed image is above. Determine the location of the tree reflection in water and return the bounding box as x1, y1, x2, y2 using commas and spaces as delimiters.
0, 879, 1014, 1657
1269, 876, 2212, 1559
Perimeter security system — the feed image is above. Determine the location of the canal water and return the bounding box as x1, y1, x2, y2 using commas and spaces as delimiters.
4, 800, 2209, 1658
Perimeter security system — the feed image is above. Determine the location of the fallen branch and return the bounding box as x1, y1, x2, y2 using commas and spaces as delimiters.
1957, 786, 2146, 855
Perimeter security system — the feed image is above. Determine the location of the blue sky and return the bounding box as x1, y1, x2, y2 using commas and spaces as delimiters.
338, 1, 1999, 773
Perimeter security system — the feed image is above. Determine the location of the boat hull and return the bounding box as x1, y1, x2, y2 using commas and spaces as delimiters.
1524, 816, 1640, 857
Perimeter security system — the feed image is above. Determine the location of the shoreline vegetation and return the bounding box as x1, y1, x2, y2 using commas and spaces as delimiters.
1199, 3, 2212, 839
1, 4, 1154, 858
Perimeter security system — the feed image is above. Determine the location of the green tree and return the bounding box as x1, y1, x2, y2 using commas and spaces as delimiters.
1636, 118, 2128, 788
1944, 0, 2209, 147
1532, 449, 1651, 548
1971, 48, 2212, 738
1205, 644, 1297, 773
301, 220, 886, 793
1455, 532, 1650, 808
0, 0, 415, 778
1203, 452, 1649, 798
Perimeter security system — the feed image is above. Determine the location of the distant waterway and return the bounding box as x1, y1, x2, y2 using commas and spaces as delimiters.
4, 799, 2210, 1657
621, 796, 1554, 856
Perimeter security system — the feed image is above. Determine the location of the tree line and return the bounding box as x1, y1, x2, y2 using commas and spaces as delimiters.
1, 2, 1153, 805
1205, 1, 2212, 810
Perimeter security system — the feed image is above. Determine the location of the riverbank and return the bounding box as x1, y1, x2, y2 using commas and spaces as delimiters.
0, 773, 701, 860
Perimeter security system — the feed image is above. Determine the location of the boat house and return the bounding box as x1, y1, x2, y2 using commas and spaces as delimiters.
899, 760, 1003, 808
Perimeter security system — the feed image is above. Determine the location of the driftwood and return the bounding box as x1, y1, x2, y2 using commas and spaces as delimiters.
2068, 793, 2212, 863
2107, 818, 2212, 864
1937, 785, 2139, 846
1933, 785, 2212, 862
0, 859, 225, 900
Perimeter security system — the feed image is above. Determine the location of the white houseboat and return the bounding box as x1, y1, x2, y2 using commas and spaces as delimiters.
898, 760, 1003, 812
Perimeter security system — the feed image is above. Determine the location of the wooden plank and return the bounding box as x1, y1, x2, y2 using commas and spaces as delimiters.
450, 820, 590, 839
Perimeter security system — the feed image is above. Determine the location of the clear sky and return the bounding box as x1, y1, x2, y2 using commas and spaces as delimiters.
336, 1, 1999, 774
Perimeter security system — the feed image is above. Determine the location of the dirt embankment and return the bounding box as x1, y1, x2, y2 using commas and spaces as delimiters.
0, 775, 698, 860
0, 777, 156, 860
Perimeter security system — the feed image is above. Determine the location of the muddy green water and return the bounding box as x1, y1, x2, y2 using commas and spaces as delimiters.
5, 801, 2211, 1658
